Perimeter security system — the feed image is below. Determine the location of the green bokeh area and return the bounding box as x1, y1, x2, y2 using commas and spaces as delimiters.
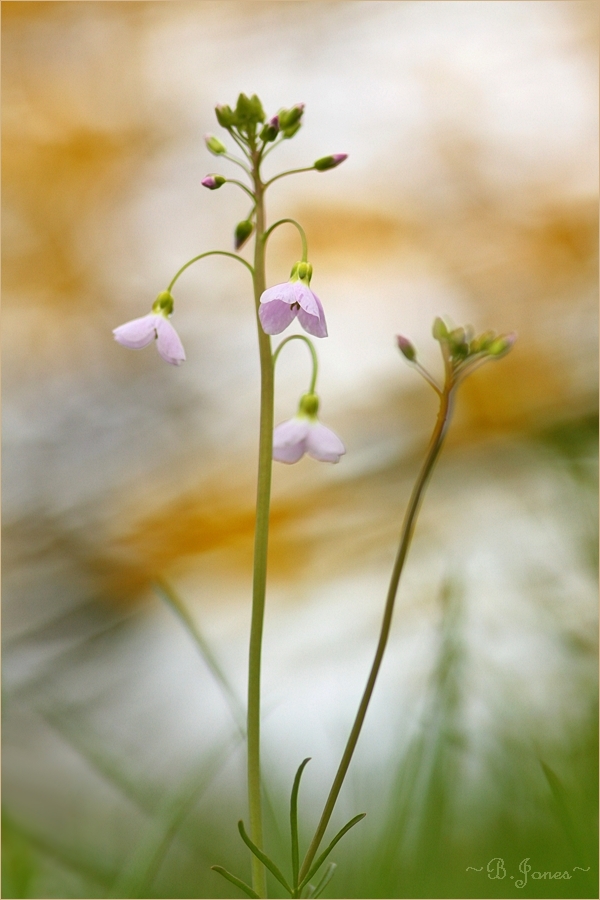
2, 417, 597, 899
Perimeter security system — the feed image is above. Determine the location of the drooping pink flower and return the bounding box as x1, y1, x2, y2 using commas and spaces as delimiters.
272, 393, 345, 464
113, 292, 186, 366
259, 262, 327, 338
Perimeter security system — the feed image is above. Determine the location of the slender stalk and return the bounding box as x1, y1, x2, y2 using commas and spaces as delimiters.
263, 218, 308, 262
298, 384, 455, 884
263, 166, 315, 188
273, 334, 319, 394
167, 250, 253, 293
247, 151, 273, 899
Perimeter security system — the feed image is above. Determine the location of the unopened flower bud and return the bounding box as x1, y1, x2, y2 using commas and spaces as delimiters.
260, 116, 280, 142
432, 317, 449, 341
205, 134, 227, 155
487, 333, 517, 357
448, 327, 469, 359
278, 103, 305, 130
235, 92, 266, 126
234, 219, 254, 250
470, 330, 496, 354
396, 335, 416, 361
215, 104, 236, 128
314, 154, 348, 171
202, 174, 226, 190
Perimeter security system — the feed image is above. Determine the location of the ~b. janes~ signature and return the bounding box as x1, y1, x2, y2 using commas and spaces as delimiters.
466, 857, 591, 888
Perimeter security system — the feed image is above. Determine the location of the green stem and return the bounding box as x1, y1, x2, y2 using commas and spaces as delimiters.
226, 178, 256, 199
263, 218, 308, 262
273, 334, 319, 394
263, 166, 315, 189
247, 152, 272, 900
167, 250, 253, 293
298, 384, 455, 884
223, 152, 252, 175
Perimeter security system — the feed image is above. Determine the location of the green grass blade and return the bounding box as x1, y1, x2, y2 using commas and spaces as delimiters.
290, 757, 311, 889
311, 862, 336, 898
238, 820, 292, 894
211, 865, 260, 898
299, 814, 365, 890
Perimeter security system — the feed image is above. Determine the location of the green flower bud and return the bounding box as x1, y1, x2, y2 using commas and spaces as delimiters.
152, 290, 174, 316
235, 92, 265, 126
470, 330, 496, 354
314, 154, 348, 171
432, 317, 449, 341
396, 335, 417, 361
278, 103, 304, 130
215, 104, 236, 128
448, 327, 469, 359
205, 134, 227, 155
298, 392, 319, 418
282, 121, 302, 139
487, 333, 517, 357
234, 219, 254, 250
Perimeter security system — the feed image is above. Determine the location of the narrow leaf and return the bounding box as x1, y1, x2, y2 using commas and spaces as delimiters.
299, 814, 366, 890
238, 820, 293, 894
290, 758, 311, 888
313, 862, 337, 899
211, 865, 259, 899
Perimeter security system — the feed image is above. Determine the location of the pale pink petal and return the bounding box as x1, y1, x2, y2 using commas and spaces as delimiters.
260, 282, 298, 305
272, 417, 310, 464
113, 314, 157, 349
259, 299, 298, 335
273, 442, 306, 464
155, 317, 186, 366
296, 288, 328, 338
306, 422, 345, 463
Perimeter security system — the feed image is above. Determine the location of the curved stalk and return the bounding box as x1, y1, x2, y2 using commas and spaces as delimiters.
273, 334, 319, 394
263, 218, 308, 262
167, 250, 253, 293
298, 384, 455, 884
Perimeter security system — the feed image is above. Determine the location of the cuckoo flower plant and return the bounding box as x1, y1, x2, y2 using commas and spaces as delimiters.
113, 291, 186, 366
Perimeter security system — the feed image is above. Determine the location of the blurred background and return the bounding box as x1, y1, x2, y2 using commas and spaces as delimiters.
2, 2, 598, 898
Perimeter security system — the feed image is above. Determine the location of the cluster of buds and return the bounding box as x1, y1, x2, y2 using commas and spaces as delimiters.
397, 317, 516, 391
215, 92, 266, 138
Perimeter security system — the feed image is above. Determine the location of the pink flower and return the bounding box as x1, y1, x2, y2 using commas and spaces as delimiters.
259, 262, 327, 338
113, 292, 186, 366
273, 393, 345, 464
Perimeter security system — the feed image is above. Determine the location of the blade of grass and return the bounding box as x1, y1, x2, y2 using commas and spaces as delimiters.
238, 820, 293, 894
212, 865, 260, 899
299, 814, 365, 891
290, 758, 311, 889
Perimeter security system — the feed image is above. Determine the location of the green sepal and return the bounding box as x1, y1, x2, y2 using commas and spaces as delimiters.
282, 121, 302, 139
237, 820, 293, 894
298, 393, 319, 418
290, 758, 312, 888
298, 813, 366, 891
211, 865, 259, 899
469, 330, 496, 354
279, 104, 304, 130
152, 290, 174, 316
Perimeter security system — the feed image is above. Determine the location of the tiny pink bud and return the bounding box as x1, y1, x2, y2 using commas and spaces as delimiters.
202, 174, 226, 190
314, 153, 348, 171
396, 335, 416, 361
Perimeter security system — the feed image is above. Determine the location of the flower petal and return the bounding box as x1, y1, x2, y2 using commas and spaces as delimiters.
259, 298, 298, 335
272, 417, 310, 464
306, 422, 345, 463
260, 282, 298, 305
113, 313, 157, 349
155, 317, 186, 365
295, 287, 328, 338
